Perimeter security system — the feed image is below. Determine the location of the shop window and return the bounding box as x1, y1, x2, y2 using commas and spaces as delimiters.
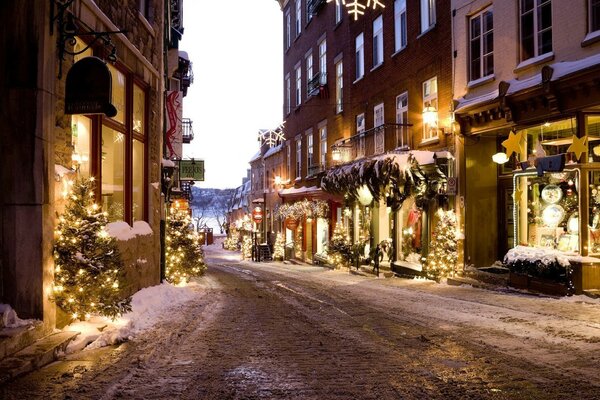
107, 64, 126, 125
133, 84, 145, 135
518, 118, 577, 160
71, 115, 91, 178
587, 115, 600, 160
102, 125, 125, 221
513, 170, 580, 253
132, 139, 144, 221
316, 218, 329, 255
73, 37, 93, 62
399, 197, 423, 264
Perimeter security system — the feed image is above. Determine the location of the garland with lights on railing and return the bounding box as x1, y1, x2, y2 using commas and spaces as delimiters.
52, 177, 131, 321
275, 199, 329, 221
165, 206, 207, 285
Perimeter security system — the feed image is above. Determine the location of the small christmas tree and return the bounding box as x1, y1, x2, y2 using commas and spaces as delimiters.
165, 207, 207, 285
241, 234, 253, 259
53, 178, 131, 321
424, 209, 458, 281
329, 222, 352, 268
273, 232, 285, 261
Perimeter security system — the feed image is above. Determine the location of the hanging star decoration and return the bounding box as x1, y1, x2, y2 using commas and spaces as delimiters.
567, 135, 588, 161
326, 0, 385, 21
258, 122, 286, 148
502, 130, 525, 159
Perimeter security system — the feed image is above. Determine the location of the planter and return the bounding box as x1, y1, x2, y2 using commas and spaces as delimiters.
509, 272, 568, 296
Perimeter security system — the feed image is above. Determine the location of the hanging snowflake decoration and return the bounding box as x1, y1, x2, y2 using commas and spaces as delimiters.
258, 121, 286, 148
326, 0, 385, 21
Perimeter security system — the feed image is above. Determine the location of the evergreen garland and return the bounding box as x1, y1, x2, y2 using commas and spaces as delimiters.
53, 178, 131, 321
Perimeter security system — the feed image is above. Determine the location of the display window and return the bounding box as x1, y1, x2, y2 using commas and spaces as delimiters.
514, 170, 580, 253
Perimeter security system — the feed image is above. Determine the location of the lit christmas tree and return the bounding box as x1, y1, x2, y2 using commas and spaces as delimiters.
165, 207, 207, 285
53, 178, 131, 321
241, 234, 253, 260
273, 232, 285, 261
329, 222, 352, 268
424, 209, 458, 281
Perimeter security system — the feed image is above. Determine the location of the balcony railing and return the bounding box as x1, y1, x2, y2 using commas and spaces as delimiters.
307, 72, 326, 97
182, 118, 194, 143
332, 123, 413, 164
308, 0, 327, 15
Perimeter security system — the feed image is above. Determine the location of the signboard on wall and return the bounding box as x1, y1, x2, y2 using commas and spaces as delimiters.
65, 57, 117, 117
179, 159, 204, 181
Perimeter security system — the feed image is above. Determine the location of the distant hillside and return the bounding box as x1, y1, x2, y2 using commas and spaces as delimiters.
189, 187, 235, 232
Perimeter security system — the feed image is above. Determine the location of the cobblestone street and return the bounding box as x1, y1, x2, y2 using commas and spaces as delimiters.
3, 245, 600, 399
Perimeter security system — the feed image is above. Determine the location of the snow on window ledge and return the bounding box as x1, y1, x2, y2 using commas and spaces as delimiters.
467, 74, 495, 89
582, 30, 600, 47
106, 221, 153, 241
514, 52, 555, 73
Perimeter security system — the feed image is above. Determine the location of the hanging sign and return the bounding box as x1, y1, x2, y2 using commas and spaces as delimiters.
165, 91, 183, 159
65, 57, 117, 117
252, 207, 263, 223
179, 159, 205, 181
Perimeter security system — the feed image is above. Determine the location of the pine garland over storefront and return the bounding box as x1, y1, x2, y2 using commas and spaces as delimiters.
275, 199, 329, 221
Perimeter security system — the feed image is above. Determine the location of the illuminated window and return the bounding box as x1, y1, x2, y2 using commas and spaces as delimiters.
71, 115, 91, 178
107, 64, 126, 125
396, 92, 409, 148
102, 125, 125, 222
422, 77, 438, 141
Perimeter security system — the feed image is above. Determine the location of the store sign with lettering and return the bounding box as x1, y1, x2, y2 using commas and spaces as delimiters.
179, 159, 205, 181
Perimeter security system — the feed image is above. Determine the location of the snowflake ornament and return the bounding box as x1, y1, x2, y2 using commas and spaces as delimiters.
258, 121, 286, 148
327, 0, 385, 21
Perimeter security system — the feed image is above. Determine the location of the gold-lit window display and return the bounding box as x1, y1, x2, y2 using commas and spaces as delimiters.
587, 115, 600, 161
132, 139, 145, 222
133, 84, 145, 135
107, 63, 126, 125
514, 170, 580, 253
73, 37, 93, 62
518, 118, 577, 159
101, 125, 125, 222
71, 115, 91, 178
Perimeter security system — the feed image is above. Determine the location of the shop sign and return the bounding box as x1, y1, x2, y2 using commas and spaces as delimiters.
252, 207, 263, 223
285, 217, 298, 230
179, 159, 204, 181
165, 90, 183, 159
65, 57, 117, 117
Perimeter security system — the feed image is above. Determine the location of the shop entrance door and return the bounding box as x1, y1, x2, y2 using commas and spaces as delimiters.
498, 176, 515, 258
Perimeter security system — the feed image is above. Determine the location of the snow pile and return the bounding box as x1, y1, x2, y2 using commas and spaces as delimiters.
0, 304, 33, 328
106, 221, 153, 241
504, 246, 571, 268
64, 282, 199, 353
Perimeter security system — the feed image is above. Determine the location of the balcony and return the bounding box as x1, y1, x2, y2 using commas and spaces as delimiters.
182, 118, 194, 143
307, 72, 327, 98
307, 0, 327, 15
332, 124, 413, 164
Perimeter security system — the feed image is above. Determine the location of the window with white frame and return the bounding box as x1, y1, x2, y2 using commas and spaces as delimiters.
592, 0, 600, 32
295, 0, 302, 37
374, 103, 385, 154
285, 74, 291, 114
469, 8, 494, 82
422, 77, 438, 141
373, 16, 384, 67
520, 0, 552, 61
335, 0, 343, 23
396, 92, 408, 148
319, 123, 327, 167
307, 130, 314, 169
306, 52, 313, 90
307, 0, 312, 22
394, 0, 407, 52
355, 33, 364, 80
420, 0, 436, 33
285, 9, 291, 49
319, 39, 327, 84
296, 136, 302, 178
295, 65, 302, 106
357, 113, 366, 158
336, 60, 343, 113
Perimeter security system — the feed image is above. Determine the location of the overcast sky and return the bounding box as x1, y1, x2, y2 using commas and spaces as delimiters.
179, 0, 283, 190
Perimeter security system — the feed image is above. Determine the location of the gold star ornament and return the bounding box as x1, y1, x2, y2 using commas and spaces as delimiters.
567, 135, 588, 161
502, 131, 525, 159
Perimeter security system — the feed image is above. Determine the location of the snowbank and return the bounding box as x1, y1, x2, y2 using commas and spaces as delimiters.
64, 282, 199, 353
0, 304, 33, 328
106, 221, 153, 241
504, 246, 571, 268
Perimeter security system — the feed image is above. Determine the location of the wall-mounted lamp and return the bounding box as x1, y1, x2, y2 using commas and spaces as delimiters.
51, 0, 126, 78
331, 147, 341, 162
274, 175, 282, 186
492, 152, 509, 164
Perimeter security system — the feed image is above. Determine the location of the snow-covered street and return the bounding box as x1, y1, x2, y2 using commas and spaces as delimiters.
3, 242, 600, 399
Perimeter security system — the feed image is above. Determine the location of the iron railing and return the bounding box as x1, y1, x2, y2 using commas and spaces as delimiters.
307, 72, 325, 97
332, 123, 413, 163
182, 118, 194, 143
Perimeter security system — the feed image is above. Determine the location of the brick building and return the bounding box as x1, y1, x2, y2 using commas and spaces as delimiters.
276, 0, 457, 270
0, 0, 193, 341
